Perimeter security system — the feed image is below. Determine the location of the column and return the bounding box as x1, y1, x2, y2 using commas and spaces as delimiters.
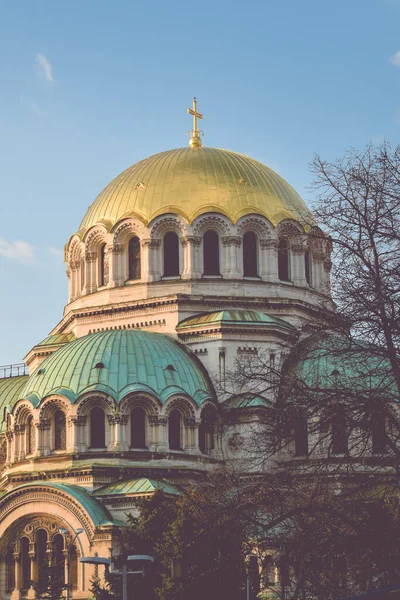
184, 418, 200, 453
69, 262, 79, 302
38, 420, 51, 456
14, 425, 25, 462
11, 553, 21, 600
291, 244, 307, 287
67, 418, 78, 453
141, 239, 161, 282
32, 422, 40, 458
26, 544, 37, 600
148, 416, 168, 452
312, 252, 325, 294
181, 236, 201, 279
109, 244, 124, 287
6, 431, 14, 464
75, 416, 88, 452
324, 257, 332, 295
221, 236, 242, 278
260, 240, 278, 282
108, 415, 128, 451
84, 252, 97, 295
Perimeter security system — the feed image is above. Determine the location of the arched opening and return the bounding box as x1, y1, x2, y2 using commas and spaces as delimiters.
27, 415, 35, 455
128, 236, 141, 280
52, 534, 65, 589
278, 238, 290, 281
130, 407, 146, 449
163, 232, 180, 277
203, 230, 220, 276
168, 410, 182, 450
371, 413, 387, 454
294, 415, 308, 457
199, 408, 215, 454
331, 413, 348, 455
70, 545, 78, 591
304, 249, 311, 285
90, 407, 106, 448
243, 232, 258, 277
262, 555, 276, 586
5, 548, 15, 593
54, 409, 66, 451
20, 537, 30, 591
99, 243, 109, 287
36, 529, 48, 591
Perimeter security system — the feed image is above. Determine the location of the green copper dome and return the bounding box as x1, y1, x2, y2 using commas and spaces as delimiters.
22, 330, 214, 407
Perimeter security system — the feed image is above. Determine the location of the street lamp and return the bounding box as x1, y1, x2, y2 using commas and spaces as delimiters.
59, 527, 83, 600
80, 554, 154, 600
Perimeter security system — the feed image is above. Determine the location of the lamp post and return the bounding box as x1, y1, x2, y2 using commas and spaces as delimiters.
59, 527, 83, 600
80, 554, 154, 600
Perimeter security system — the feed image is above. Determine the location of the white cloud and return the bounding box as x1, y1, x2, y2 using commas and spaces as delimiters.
35, 53, 55, 83
48, 246, 63, 259
0, 237, 35, 262
389, 50, 400, 66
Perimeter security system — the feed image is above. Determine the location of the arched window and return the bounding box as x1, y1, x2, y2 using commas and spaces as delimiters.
199, 409, 214, 454
128, 236, 141, 280
331, 413, 348, 455
20, 537, 30, 590
54, 409, 66, 451
130, 407, 146, 448
27, 415, 35, 455
36, 529, 48, 591
262, 555, 276, 586
90, 407, 106, 448
5, 548, 15, 592
203, 230, 220, 275
99, 243, 109, 287
243, 232, 258, 277
304, 249, 311, 285
169, 410, 182, 450
294, 415, 308, 457
163, 232, 180, 277
371, 413, 387, 454
278, 239, 290, 281
52, 534, 65, 588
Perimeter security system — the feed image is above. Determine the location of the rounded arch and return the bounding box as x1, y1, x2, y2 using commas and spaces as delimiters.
112, 218, 146, 246
83, 225, 109, 254
163, 396, 197, 419
76, 394, 115, 418
236, 215, 273, 238
119, 394, 160, 416
149, 215, 188, 240
39, 397, 70, 421
67, 236, 84, 264
192, 214, 231, 237
13, 401, 35, 425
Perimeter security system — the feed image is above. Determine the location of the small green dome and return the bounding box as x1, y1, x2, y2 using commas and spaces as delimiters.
177, 310, 296, 331
22, 330, 214, 406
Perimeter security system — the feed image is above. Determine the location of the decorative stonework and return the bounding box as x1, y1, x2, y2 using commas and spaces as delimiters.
222, 236, 242, 247
181, 236, 201, 247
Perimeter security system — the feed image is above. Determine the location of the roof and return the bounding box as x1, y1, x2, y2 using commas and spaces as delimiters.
0, 376, 29, 432
34, 332, 76, 348
79, 146, 312, 231
286, 333, 398, 399
21, 329, 214, 406
223, 395, 272, 409
94, 477, 181, 497
177, 310, 295, 332
1, 482, 123, 527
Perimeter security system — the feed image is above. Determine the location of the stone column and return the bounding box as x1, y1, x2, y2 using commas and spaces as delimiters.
74, 416, 88, 452
108, 415, 128, 451
148, 416, 168, 452
312, 252, 326, 294
181, 236, 201, 279
141, 239, 161, 282
291, 244, 307, 287
67, 418, 78, 453
109, 244, 124, 287
84, 252, 97, 295
11, 553, 21, 600
221, 236, 242, 279
324, 257, 332, 296
260, 240, 278, 282
14, 425, 25, 462
69, 261, 79, 302
26, 544, 37, 600
38, 420, 51, 456
184, 418, 200, 453
6, 431, 14, 464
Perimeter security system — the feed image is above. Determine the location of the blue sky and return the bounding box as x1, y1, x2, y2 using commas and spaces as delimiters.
1, 0, 400, 364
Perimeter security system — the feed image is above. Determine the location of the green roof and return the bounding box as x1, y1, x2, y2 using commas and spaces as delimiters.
1, 482, 123, 527
223, 394, 272, 409
35, 332, 76, 348
287, 333, 398, 399
0, 376, 29, 432
22, 329, 214, 406
177, 310, 295, 331
94, 477, 181, 497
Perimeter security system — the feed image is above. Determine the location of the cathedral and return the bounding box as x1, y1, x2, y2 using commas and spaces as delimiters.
0, 100, 334, 598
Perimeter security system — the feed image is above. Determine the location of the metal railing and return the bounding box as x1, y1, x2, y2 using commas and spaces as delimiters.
0, 364, 28, 379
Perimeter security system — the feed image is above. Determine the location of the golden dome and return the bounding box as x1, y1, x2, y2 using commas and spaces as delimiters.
80, 147, 311, 230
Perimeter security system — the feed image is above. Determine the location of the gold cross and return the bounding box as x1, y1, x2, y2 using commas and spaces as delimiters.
187, 97, 203, 134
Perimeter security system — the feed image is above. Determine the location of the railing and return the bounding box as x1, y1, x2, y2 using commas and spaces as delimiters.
0, 363, 28, 379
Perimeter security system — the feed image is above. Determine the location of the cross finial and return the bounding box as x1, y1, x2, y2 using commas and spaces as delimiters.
187, 97, 203, 148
